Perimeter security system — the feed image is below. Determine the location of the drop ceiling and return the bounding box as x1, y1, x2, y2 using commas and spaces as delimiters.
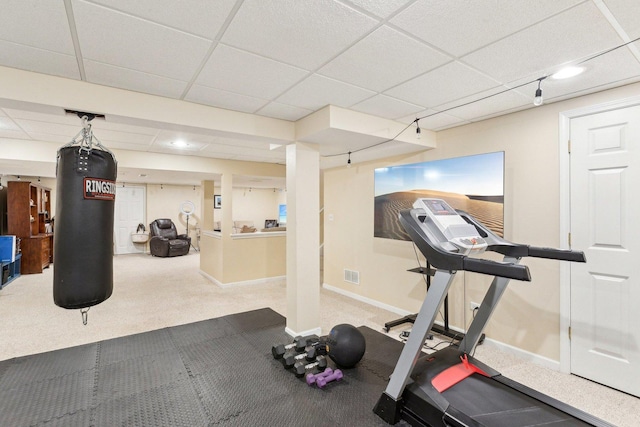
0, 0, 639, 184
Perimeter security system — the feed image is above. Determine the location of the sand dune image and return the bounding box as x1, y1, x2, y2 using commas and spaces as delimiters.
374, 190, 504, 241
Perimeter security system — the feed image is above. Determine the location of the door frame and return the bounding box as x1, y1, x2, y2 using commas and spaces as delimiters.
559, 94, 640, 373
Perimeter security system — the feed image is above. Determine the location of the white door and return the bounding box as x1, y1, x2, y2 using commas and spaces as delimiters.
114, 186, 146, 255
570, 105, 640, 397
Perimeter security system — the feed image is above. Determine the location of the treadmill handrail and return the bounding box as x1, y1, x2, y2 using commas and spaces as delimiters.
399, 209, 531, 281
464, 257, 531, 281
457, 209, 586, 262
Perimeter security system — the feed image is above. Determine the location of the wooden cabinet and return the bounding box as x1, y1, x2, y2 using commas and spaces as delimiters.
7, 181, 53, 274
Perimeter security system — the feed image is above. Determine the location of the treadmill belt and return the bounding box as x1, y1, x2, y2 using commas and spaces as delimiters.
442, 373, 589, 426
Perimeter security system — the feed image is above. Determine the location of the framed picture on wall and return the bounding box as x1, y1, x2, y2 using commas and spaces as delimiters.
214, 195, 222, 209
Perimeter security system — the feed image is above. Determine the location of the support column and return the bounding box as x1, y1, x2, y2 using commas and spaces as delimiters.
285, 142, 321, 337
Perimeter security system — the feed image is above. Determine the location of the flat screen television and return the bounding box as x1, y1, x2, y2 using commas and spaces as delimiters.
374, 152, 504, 241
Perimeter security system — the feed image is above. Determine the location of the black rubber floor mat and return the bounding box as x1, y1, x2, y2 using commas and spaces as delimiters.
0, 307, 408, 427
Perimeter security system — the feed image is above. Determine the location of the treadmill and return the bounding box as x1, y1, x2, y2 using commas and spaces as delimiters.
374, 198, 613, 427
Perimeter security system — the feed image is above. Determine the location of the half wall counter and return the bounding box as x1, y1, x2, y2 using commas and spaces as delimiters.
200, 229, 286, 287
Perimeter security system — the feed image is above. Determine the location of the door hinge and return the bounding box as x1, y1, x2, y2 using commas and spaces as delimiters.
568, 139, 571, 154
568, 232, 571, 246
568, 326, 572, 340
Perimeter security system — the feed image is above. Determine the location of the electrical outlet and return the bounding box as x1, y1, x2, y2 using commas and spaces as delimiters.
470, 301, 480, 311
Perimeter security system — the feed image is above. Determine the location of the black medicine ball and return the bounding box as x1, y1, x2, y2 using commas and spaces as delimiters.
326, 324, 366, 368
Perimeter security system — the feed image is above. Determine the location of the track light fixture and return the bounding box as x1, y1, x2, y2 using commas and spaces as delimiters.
533, 77, 546, 106
416, 120, 421, 139
347, 151, 352, 168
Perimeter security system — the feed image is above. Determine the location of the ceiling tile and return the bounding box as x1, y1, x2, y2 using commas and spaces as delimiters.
344, 0, 414, 18
195, 44, 308, 100
86, 0, 238, 40
0, 0, 74, 54
154, 129, 218, 146
351, 94, 424, 119
0, 116, 20, 130
433, 86, 532, 121
276, 74, 375, 111
72, 0, 212, 81
24, 132, 75, 144
0, 128, 31, 140
603, 0, 640, 39
84, 60, 188, 99
15, 120, 81, 137
89, 128, 155, 145
543, 47, 640, 101
0, 41, 80, 80
4, 109, 80, 125
318, 25, 451, 92
462, 2, 624, 82
257, 103, 313, 121
221, 0, 378, 70
185, 85, 267, 113
391, 0, 583, 57
385, 61, 500, 108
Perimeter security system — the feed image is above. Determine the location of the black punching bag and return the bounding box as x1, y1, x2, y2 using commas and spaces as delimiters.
54, 146, 117, 309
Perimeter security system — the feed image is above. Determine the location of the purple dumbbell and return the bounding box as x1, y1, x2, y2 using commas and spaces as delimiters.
306, 368, 333, 386
316, 369, 343, 388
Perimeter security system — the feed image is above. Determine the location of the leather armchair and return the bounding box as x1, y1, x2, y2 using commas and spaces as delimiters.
149, 219, 191, 257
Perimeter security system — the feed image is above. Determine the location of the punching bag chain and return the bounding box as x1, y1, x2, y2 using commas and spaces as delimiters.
59, 115, 117, 164
80, 307, 90, 325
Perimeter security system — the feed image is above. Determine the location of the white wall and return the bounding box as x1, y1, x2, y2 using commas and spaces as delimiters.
146, 183, 202, 241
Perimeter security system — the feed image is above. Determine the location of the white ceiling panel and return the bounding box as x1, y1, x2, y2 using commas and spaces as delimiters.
0, 41, 80, 80
0, 0, 75, 54
344, 0, 414, 19
276, 74, 375, 111
0, 116, 19, 130
462, 2, 623, 82
154, 129, 217, 146
433, 86, 532, 121
2, 0, 640, 179
72, 0, 212, 81
221, 0, 378, 70
543, 47, 640, 100
391, 0, 583, 57
318, 25, 452, 92
256, 102, 313, 121
25, 132, 77, 144
351, 94, 424, 120
195, 44, 308, 99
0, 128, 30, 140
185, 85, 267, 113
385, 61, 500, 108
83, 60, 188, 99
14, 120, 82, 137
89, 128, 155, 145
85, 0, 238, 40
603, 0, 640, 39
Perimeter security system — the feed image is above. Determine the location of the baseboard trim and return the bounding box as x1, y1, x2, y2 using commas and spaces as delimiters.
321, 282, 560, 371
199, 270, 285, 288
322, 283, 413, 317
284, 326, 322, 339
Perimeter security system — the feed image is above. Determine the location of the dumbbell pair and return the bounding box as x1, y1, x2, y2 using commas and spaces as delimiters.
306, 367, 343, 388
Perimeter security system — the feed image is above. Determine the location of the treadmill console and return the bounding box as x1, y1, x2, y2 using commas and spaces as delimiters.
413, 198, 487, 255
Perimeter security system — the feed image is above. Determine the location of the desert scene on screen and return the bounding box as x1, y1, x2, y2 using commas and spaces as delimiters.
374, 189, 504, 241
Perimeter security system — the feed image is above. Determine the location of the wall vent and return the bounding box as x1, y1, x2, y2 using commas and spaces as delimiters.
344, 269, 360, 284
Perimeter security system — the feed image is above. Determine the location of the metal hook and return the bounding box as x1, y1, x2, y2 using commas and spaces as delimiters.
80, 307, 90, 325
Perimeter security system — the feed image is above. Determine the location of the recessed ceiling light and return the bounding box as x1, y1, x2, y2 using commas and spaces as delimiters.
551, 66, 584, 80
171, 140, 189, 148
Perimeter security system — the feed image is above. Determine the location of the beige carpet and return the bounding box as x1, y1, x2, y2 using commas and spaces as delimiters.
0, 252, 637, 426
